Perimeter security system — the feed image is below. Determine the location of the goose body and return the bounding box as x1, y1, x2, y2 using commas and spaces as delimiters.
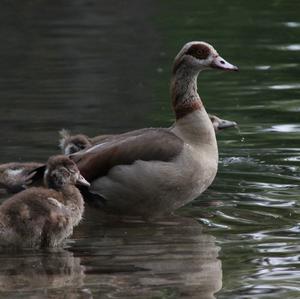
0, 156, 89, 248
70, 41, 238, 218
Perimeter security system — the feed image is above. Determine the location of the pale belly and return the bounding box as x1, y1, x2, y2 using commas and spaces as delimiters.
90, 145, 218, 217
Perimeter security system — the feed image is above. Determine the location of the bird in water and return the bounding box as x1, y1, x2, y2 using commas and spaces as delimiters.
32, 41, 238, 219
0, 155, 89, 248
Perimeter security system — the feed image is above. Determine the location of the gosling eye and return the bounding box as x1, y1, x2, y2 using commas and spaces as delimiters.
59, 167, 71, 177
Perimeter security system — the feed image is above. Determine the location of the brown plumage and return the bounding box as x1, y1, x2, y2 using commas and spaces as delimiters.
71, 129, 184, 182
0, 155, 89, 248
0, 162, 44, 194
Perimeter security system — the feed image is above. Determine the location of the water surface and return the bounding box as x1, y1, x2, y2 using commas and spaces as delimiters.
0, 0, 300, 298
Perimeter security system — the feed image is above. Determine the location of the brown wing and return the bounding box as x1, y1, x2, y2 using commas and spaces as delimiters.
71, 128, 184, 181
90, 134, 115, 144
89, 128, 158, 145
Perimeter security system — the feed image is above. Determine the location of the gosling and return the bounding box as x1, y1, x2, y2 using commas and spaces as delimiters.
0, 155, 89, 248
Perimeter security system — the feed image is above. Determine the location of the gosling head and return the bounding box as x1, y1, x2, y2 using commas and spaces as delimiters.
209, 114, 237, 132
173, 41, 238, 74
44, 155, 90, 190
59, 129, 91, 155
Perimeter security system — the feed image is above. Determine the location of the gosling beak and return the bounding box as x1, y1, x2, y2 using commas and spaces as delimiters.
211, 55, 238, 71
76, 174, 90, 187
217, 119, 238, 130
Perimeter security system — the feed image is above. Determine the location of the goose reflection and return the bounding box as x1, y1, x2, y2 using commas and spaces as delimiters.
0, 215, 222, 299
72, 214, 222, 299
0, 249, 92, 299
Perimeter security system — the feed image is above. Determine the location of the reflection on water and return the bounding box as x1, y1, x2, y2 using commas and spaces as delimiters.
72, 216, 221, 299
269, 83, 300, 90
0, 0, 300, 298
0, 249, 90, 299
263, 124, 300, 133
0, 217, 221, 299
254, 65, 271, 71
284, 22, 300, 28
272, 44, 300, 51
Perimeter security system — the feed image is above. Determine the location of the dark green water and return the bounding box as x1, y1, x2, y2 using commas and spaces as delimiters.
0, 0, 300, 298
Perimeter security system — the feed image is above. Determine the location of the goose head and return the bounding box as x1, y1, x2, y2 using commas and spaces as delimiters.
44, 155, 90, 190
173, 41, 238, 74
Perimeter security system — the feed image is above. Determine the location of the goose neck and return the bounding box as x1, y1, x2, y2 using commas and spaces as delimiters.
171, 64, 203, 120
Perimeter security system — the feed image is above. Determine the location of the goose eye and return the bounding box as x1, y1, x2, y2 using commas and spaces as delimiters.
196, 49, 209, 59
186, 45, 210, 60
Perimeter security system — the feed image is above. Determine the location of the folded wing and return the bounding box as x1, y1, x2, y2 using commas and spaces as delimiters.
70, 128, 184, 181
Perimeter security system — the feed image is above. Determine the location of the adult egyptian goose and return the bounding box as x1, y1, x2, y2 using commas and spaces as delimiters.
0, 155, 89, 248
0, 162, 44, 194
68, 42, 238, 218
59, 114, 237, 155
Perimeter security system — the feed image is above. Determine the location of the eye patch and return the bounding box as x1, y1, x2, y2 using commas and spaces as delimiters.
186, 44, 210, 60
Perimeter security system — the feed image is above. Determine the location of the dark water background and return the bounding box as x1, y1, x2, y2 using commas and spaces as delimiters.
0, 0, 300, 298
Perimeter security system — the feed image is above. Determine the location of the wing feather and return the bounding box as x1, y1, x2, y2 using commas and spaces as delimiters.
71, 128, 183, 181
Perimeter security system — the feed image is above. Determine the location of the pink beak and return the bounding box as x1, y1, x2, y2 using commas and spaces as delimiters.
211, 55, 238, 71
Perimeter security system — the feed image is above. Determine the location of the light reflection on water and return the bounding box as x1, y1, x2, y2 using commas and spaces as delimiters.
284, 22, 300, 28
269, 84, 300, 90
0, 0, 300, 298
272, 44, 300, 51
263, 124, 300, 132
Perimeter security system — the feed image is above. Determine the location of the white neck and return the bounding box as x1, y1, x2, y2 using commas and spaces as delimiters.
172, 109, 217, 146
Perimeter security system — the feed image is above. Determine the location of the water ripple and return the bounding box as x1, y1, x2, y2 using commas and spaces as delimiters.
263, 124, 300, 133
255, 65, 271, 71
271, 44, 300, 51
269, 83, 300, 90
284, 22, 300, 28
